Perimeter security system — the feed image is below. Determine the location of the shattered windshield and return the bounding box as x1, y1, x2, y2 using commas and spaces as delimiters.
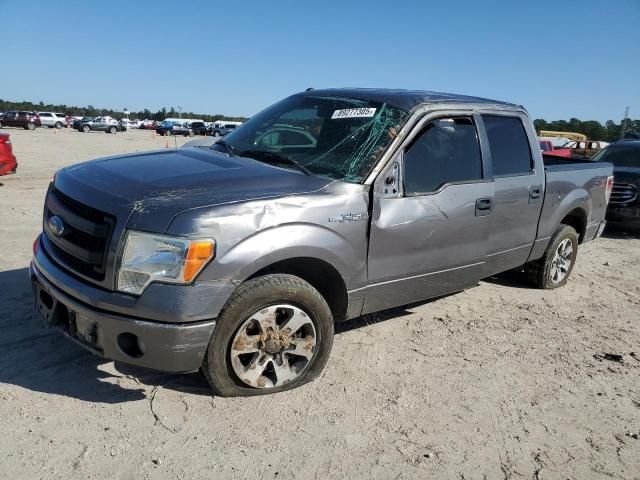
214, 94, 408, 183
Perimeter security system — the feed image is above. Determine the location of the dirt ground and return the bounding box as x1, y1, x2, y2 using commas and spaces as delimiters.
0, 127, 639, 480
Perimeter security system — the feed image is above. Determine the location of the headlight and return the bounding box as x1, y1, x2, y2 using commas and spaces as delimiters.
117, 231, 215, 295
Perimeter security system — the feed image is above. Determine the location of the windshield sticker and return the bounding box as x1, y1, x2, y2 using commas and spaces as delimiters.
331, 108, 377, 119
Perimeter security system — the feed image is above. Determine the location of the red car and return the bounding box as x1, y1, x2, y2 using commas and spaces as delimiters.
0, 133, 17, 175
0, 111, 41, 130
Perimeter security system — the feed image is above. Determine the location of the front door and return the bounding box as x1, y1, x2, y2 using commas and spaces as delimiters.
365, 114, 494, 314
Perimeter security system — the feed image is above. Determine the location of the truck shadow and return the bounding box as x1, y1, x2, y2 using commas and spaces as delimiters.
602, 223, 640, 239
2, 266, 435, 401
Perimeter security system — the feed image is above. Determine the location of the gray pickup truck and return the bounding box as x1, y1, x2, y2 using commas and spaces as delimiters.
31, 88, 614, 396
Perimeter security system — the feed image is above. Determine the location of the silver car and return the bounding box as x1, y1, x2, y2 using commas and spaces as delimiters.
38, 112, 67, 129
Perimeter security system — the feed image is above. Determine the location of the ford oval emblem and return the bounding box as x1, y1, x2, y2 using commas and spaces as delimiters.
48, 216, 65, 237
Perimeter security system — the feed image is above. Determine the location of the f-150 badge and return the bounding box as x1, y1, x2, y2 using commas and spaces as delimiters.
328, 213, 369, 223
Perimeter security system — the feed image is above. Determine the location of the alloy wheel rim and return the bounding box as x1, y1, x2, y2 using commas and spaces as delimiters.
230, 304, 316, 388
550, 238, 574, 284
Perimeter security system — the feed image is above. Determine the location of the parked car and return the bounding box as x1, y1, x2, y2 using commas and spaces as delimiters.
0, 111, 41, 130
119, 119, 139, 131
0, 133, 17, 175
539, 140, 571, 158
190, 121, 209, 136
72, 117, 94, 129
75, 116, 121, 134
211, 122, 241, 137
591, 140, 640, 226
31, 88, 613, 396
155, 120, 194, 136
38, 112, 68, 129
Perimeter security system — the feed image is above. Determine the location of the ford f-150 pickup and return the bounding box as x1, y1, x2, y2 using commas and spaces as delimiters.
31, 88, 614, 396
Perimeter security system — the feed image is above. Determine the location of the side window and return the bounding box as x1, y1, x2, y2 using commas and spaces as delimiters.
482, 115, 533, 176
403, 117, 483, 195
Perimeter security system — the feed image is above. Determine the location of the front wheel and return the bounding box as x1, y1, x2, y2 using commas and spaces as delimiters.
202, 274, 334, 396
525, 224, 578, 289
213, 131, 221, 137
82, 125, 90, 133
108, 126, 117, 134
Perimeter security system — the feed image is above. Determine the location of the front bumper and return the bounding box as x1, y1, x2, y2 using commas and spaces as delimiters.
30, 259, 217, 373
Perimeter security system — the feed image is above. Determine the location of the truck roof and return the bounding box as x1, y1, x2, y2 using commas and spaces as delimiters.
299, 88, 519, 111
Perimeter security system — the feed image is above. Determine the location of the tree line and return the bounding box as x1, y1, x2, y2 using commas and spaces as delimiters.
533, 117, 638, 142
0, 99, 247, 123
1, 98, 638, 141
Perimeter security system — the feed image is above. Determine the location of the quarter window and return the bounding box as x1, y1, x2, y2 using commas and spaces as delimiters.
482, 115, 533, 176
403, 117, 483, 195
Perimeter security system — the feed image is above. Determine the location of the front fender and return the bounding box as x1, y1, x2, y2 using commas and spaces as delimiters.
206, 223, 365, 289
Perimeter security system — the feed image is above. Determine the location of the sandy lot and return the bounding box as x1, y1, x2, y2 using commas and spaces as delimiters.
0, 127, 639, 480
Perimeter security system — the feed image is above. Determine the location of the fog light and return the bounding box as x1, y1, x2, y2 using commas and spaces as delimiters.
117, 332, 145, 358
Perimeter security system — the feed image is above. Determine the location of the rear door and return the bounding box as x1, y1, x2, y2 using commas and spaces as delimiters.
365, 113, 494, 314
479, 113, 545, 275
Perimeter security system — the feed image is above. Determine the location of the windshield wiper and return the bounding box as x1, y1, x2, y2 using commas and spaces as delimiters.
239, 149, 313, 176
210, 139, 236, 157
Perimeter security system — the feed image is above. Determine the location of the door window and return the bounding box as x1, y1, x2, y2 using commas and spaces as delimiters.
482, 115, 533, 176
403, 117, 483, 195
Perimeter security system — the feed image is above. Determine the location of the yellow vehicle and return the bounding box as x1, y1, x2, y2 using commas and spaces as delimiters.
539, 131, 587, 142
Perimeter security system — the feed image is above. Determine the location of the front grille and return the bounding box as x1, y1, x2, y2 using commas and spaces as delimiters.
610, 182, 637, 205
43, 187, 115, 280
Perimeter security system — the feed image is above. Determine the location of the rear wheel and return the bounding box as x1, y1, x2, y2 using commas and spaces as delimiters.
25, 122, 36, 130
54, 122, 63, 129
526, 224, 578, 289
202, 274, 334, 396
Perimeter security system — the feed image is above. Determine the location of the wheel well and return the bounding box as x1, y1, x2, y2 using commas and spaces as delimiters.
561, 208, 587, 243
248, 257, 348, 321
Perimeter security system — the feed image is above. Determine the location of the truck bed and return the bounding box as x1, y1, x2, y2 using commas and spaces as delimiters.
537, 154, 613, 244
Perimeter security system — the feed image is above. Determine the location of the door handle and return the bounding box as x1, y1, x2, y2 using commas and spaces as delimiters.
529, 185, 542, 203
475, 197, 493, 216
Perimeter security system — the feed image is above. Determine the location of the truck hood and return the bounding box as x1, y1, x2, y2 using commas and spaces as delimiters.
56, 147, 333, 232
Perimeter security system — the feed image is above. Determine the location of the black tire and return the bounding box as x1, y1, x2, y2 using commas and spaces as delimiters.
54, 122, 63, 129
213, 130, 221, 137
187, 131, 194, 137
0, 121, 3, 129
82, 125, 90, 133
525, 224, 578, 289
202, 274, 334, 397
108, 126, 117, 134
26, 122, 36, 130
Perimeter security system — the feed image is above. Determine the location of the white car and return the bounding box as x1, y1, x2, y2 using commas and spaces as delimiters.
38, 112, 68, 129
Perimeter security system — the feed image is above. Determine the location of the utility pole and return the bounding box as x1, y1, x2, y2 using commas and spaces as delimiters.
620, 106, 630, 140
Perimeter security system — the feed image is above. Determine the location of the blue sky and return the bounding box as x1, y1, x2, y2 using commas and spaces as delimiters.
2, 0, 639, 122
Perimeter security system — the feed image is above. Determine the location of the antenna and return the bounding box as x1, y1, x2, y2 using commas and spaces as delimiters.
620, 106, 630, 140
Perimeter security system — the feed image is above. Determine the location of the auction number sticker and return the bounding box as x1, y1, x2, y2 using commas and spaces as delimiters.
331, 108, 376, 119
